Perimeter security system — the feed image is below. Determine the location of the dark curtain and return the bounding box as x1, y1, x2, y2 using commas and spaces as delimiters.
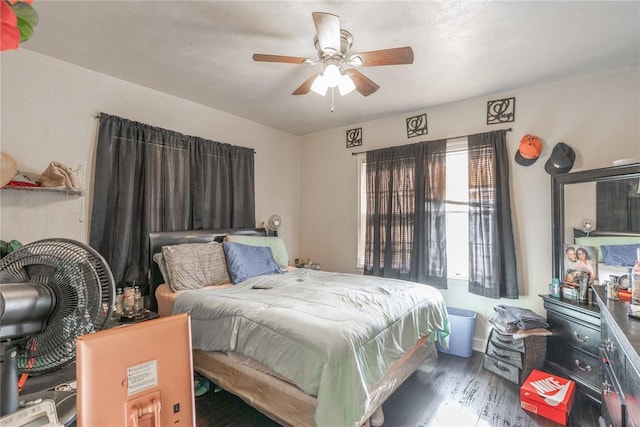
412, 140, 448, 285
363, 140, 447, 287
596, 179, 640, 233
89, 113, 255, 294
467, 130, 518, 299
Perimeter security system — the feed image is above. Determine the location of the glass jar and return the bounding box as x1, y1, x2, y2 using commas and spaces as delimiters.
631, 248, 640, 305
123, 286, 135, 315
611, 279, 620, 300
134, 285, 142, 312
115, 288, 123, 314
550, 278, 560, 298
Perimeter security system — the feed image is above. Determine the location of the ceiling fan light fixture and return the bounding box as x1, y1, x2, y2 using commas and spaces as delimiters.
323, 63, 342, 87
338, 73, 355, 95
253, 12, 414, 99
310, 74, 329, 96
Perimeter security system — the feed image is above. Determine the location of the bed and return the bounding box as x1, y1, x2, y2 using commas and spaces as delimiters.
148, 229, 450, 427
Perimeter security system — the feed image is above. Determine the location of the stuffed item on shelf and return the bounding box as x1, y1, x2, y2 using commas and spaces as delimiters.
38, 161, 81, 189
0, 152, 18, 188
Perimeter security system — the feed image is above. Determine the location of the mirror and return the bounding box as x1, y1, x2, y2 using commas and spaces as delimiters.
551, 163, 640, 282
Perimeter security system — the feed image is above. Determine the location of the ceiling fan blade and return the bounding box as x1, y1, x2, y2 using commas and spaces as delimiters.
350, 46, 414, 66
292, 73, 320, 95
253, 54, 308, 64
312, 12, 341, 54
346, 69, 380, 97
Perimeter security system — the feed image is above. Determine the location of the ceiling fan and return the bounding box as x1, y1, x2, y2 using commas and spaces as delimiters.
252, 12, 414, 97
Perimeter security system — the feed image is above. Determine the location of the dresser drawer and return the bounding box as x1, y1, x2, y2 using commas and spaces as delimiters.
483, 354, 521, 384
625, 363, 640, 427
547, 310, 601, 356
548, 346, 600, 387
601, 353, 628, 427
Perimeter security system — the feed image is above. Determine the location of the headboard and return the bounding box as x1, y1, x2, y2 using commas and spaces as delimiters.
147, 228, 269, 311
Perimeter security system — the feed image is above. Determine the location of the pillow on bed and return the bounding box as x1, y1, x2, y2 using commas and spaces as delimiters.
153, 252, 171, 287
575, 236, 640, 262
222, 241, 283, 284
601, 243, 640, 267
161, 242, 230, 292
225, 235, 289, 269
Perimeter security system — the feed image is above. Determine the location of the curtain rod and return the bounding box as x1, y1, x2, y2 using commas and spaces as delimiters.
94, 113, 257, 154
350, 127, 513, 156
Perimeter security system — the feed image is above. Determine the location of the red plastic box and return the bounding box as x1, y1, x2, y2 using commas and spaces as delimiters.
520, 369, 575, 425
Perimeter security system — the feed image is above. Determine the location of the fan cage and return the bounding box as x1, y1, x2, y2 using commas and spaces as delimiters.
0, 239, 115, 374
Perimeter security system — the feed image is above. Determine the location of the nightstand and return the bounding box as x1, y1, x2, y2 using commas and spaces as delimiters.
109, 309, 159, 327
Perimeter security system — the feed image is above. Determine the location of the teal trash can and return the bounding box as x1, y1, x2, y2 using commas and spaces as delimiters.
436, 307, 476, 358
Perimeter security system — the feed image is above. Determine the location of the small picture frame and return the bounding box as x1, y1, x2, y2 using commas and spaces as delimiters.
346, 127, 362, 148
563, 244, 598, 285
487, 97, 515, 124
406, 113, 428, 138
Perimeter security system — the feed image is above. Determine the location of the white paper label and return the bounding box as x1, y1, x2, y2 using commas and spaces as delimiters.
127, 360, 158, 395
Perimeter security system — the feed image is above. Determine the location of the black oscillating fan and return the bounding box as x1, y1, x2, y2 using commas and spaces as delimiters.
0, 238, 115, 423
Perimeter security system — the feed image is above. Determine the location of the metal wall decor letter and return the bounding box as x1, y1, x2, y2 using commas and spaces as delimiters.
346, 127, 362, 148
406, 113, 428, 138
487, 97, 516, 124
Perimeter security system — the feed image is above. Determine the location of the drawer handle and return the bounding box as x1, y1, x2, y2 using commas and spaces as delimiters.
573, 331, 589, 343
494, 364, 509, 372
605, 339, 614, 352
575, 359, 592, 372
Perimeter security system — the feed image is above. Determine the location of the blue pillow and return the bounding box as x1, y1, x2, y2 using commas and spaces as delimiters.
222, 242, 283, 283
601, 243, 640, 267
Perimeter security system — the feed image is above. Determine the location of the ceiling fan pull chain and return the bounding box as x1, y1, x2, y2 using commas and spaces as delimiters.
331, 87, 335, 113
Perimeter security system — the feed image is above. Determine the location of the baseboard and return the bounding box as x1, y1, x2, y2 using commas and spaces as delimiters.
473, 337, 485, 353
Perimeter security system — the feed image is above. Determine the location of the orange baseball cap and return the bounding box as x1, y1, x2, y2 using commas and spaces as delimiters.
515, 134, 542, 166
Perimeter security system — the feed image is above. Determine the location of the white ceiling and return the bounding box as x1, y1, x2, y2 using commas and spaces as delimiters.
22, 1, 640, 135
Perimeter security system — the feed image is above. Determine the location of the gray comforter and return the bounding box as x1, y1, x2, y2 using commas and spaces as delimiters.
174, 269, 449, 427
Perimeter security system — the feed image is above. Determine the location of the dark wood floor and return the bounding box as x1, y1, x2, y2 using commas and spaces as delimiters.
195, 350, 601, 427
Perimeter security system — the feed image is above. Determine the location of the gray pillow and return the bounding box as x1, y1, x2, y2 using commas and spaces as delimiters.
161, 242, 230, 292
153, 252, 171, 286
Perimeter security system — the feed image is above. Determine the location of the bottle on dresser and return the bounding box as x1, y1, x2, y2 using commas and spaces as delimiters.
631, 248, 640, 305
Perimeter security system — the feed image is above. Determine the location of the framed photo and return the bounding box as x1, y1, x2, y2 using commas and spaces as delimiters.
563, 244, 598, 285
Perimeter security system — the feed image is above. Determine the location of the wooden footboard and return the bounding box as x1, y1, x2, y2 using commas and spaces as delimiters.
193, 334, 436, 427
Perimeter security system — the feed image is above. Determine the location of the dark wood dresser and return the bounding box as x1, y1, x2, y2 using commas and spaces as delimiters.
593, 285, 640, 427
541, 294, 602, 403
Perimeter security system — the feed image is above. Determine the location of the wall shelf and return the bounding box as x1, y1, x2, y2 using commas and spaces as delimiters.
1, 185, 83, 196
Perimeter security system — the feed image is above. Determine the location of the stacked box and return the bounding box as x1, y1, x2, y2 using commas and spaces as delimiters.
520, 369, 575, 425
483, 327, 547, 384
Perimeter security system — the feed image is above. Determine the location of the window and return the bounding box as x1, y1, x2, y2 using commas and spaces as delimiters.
444, 138, 469, 279
356, 138, 469, 280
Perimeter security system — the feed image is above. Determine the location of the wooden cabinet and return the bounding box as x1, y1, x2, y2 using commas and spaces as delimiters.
541, 295, 602, 403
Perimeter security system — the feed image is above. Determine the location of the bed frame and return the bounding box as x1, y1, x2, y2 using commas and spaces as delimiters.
147, 228, 437, 426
